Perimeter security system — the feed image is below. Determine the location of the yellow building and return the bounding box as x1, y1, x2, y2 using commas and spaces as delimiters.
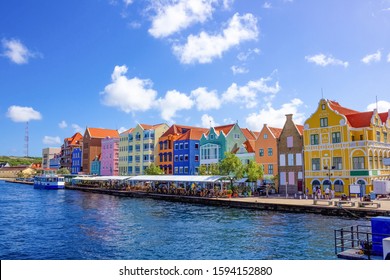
304, 99, 390, 195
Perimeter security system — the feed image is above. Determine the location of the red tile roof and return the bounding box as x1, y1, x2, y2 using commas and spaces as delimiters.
212, 124, 235, 136
268, 127, 282, 138
241, 128, 256, 141
296, 125, 304, 135
161, 124, 203, 138
176, 127, 209, 141
345, 111, 373, 128
379, 112, 389, 124
243, 140, 255, 153
328, 100, 359, 115
87, 128, 119, 138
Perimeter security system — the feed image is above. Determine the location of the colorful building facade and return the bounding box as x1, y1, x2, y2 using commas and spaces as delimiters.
90, 155, 101, 176
278, 114, 304, 196
42, 147, 61, 169
255, 124, 282, 178
304, 99, 390, 195
71, 147, 82, 174
100, 136, 119, 176
173, 127, 208, 175
82, 127, 119, 174
119, 128, 133, 176
127, 123, 169, 175
60, 132, 83, 172
199, 123, 255, 169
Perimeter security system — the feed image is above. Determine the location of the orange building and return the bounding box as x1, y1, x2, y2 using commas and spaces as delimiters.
82, 127, 119, 174
255, 124, 282, 177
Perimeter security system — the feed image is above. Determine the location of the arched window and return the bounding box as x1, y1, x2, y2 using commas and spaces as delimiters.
334, 179, 343, 192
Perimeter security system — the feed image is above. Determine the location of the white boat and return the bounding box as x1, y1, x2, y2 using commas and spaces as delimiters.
33, 171, 65, 190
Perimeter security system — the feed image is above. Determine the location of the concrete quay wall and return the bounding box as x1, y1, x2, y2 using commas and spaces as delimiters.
66, 185, 390, 219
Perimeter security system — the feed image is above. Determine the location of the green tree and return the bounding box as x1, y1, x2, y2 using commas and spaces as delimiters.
57, 168, 70, 175
246, 160, 263, 184
198, 163, 220, 175
144, 163, 164, 175
219, 152, 244, 187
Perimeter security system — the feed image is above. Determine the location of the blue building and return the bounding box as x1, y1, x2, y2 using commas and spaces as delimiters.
90, 155, 101, 176
71, 147, 82, 174
173, 128, 207, 175
49, 153, 61, 170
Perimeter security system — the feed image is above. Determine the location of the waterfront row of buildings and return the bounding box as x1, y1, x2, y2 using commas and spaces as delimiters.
42, 99, 390, 195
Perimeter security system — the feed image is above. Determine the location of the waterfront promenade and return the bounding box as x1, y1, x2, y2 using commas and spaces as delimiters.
66, 185, 390, 218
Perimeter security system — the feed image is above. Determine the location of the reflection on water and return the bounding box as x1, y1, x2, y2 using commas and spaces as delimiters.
0, 181, 367, 260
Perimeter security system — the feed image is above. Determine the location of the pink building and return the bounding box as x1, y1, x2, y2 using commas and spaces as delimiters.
100, 136, 119, 176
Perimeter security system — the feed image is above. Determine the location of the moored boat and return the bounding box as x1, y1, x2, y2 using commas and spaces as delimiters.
33, 171, 65, 190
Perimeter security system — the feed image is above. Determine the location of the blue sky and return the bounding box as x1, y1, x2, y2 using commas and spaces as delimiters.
1, 0, 390, 157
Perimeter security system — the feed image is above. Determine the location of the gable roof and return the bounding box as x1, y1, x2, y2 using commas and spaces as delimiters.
268, 126, 282, 138
139, 123, 166, 130
161, 124, 202, 138
328, 100, 359, 115
120, 128, 134, 135
212, 124, 235, 136
296, 125, 304, 135
86, 128, 119, 139
176, 127, 209, 141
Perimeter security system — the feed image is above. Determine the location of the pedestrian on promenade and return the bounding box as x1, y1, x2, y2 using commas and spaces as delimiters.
317, 187, 322, 199
330, 189, 335, 199
305, 187, 309, 199
325, 187, 330, 199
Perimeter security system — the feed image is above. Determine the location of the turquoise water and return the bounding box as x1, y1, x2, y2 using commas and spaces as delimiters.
0, 180, 367, 260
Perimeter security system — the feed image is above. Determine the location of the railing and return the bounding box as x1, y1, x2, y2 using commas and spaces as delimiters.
334, 225, 390, 260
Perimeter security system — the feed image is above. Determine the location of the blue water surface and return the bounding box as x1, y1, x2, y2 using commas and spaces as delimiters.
0, 180, 367, 260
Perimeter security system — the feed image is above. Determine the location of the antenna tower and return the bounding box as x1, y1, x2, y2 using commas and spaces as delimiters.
24, 122, 29, 157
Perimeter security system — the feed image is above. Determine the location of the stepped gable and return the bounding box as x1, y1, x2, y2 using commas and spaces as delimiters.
87, 127, 119, 138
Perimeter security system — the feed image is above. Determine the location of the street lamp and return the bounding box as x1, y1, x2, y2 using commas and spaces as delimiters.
324, 165, 335, 190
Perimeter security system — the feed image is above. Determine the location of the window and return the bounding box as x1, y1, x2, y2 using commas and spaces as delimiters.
174, 167, 178, 174
179, 143, 183, 150
135, 144, 140, 152
135, 155, 140, 162
259, 149, 264, 157
179, 155, 183, 161
321, 104, 326, 110
332, 132, 341, 143
128, 134, 133, 142
312, 158, 320, 171
280, 154, 286, 166
288, 154, 294, 166
175, 143, 178, 150
128, 156, 133, 163
376, 131, 381, 142
288, 172, 295, 185
296, 153, 302, 166
143, 155, 149, 161
234, 133, 240, 139
184, 142, 188, 149
128, 166, 133, 173
184, 167, 188, 174
320, 117, 328, 127
268, 148, 273, 156
268, 164, 274, 175
184, 154, 188, 161
287, 136, 293, 148
195, 143, 199, 149
179, 167, 183, 174
128, 145, 133, 152
333, 157, 343, 170
263, 134, 268, 139
310, 134, 319, 145
280, 172, 286, 185
174, 155, 178, 162
135, 132, 141, 141
353, 157, 365, 170
384, 132, 388, 143
195, 155, 199, 161
210, 134, 214, 140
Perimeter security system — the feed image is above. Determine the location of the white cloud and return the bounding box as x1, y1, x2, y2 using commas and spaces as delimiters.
231, 65, 249, 74
263, 2, 272, 8
157, 90, 194, 122
222, 74, 280, 108
305, 53, 348, 67
101, 65, 157, 113
58, 120, 68, 129
148, 0, 215, 38
1, 38, 38, 64
222, 0, 234, 9
237, 48, 260, 61
118, 127, 128, 133
173, 13, 258, 64
367, 100, 390, 113
43, 136, 61, 145
387, 52, 390, 62
201, 114, 219, 127
245, 98, 305, 131
361, 50, 381, 64
191, 87, 221, 110
72, 124, 84, 133
6, 105, 42, 122
123, 0, 133, 6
